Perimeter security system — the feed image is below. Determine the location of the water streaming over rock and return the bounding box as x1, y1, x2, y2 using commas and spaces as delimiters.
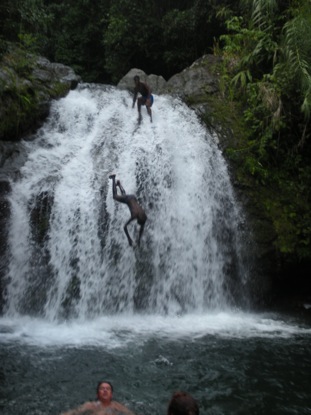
4, 84, 249, 321
1, 85, 311, 415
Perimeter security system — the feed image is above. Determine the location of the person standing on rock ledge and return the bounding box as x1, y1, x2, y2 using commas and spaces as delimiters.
132, 75, 153, 123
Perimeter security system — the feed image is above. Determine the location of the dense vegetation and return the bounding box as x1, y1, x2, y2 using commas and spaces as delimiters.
217, 0, 311, 275
0, 0, 310, 283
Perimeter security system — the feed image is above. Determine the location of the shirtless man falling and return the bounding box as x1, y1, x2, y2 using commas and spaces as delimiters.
109, 174, 147, 247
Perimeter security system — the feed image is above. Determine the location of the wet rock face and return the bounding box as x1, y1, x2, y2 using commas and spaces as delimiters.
0, 51, 81, 142
33, 56, 81, 90
0, 179, 10, 312
0, 51, 81, 308
0, 143, 21, 310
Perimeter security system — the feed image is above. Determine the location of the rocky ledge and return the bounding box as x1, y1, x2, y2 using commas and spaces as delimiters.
117, 54, 221, 115
0, 48, 81, 142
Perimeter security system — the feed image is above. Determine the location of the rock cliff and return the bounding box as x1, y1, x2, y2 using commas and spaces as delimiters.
0, 49, 81, 142
0, 51, 308, 309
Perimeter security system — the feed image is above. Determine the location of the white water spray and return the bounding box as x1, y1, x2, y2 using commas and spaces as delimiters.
4, 84, 248, 321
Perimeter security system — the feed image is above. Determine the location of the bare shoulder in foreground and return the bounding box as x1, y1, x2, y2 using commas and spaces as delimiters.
167, 391, 199, 415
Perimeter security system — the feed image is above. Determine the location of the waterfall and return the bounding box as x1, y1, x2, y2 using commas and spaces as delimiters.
3, 84, 249, 321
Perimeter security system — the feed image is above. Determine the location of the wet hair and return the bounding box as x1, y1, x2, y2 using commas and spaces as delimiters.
96, 381, 114, 395
167, 391, 199, 415
134, 75, 140, 82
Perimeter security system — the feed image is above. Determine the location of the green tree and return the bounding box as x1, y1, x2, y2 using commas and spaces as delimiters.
219, 0, 311, 262
275, 1, 311, 145
103, 0, 162, 82
161, 8, 197, 74
0, 0, 51, 54
44, 0, 110, 82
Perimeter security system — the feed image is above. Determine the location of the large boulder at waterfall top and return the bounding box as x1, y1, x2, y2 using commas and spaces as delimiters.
118, 67, 167, 97
117, 55, 221, 103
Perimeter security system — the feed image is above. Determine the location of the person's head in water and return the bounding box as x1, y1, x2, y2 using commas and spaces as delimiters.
96, 381, 113, 406
167, 391, 199, 415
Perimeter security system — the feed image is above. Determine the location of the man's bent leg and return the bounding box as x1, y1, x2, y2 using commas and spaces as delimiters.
124, 218, 134, 246
137, 98, 143, 121
137, 98, 142, 113
137, 222, 145, 247
147, 106, 152, 122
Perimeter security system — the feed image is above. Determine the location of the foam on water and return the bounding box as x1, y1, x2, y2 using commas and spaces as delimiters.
0, 312, 310, 348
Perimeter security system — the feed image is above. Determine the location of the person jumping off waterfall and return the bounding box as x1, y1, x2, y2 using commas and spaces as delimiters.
132, 75, 153, 123
109, 174, 147, 247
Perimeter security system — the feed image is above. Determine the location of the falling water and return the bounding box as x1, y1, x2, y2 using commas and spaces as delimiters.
3, 84, 249, 321
1, 85, 311, 415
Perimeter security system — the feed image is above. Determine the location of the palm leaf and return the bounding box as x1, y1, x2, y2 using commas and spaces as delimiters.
231, 69, 252, 90
282, 12, 311, 120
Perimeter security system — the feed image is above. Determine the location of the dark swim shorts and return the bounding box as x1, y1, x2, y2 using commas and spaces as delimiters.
142, 95, 154, 106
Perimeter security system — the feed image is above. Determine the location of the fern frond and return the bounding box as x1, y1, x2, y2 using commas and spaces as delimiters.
282, 11, 311, 120
231, 70, 252, 90
301, 93, 311, 120
251, 0, 278, 30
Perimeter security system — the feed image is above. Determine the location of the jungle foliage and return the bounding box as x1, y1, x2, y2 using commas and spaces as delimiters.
0, 0, 236, 82
0, 0, 311, 267
218, 0, 311, 264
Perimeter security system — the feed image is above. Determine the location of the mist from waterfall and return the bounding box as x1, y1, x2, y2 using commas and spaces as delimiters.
3, 84, 250, 321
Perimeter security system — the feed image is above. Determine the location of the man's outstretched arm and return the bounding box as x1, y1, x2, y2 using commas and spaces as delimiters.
117, 180, 126, 195
109, 175, 118, 199
110, 176, 127, 203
